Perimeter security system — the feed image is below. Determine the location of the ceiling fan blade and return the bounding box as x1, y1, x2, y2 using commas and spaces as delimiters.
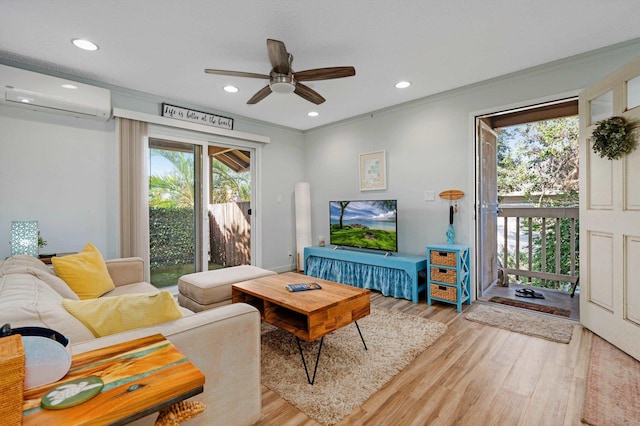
294, 83, 326, 105
267, 39, 290, 74
247, 85, 272, 104
294, 66, 356, 81
205, 69, 270, 79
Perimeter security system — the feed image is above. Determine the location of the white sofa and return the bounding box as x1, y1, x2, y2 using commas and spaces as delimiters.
0, 255, 261, 426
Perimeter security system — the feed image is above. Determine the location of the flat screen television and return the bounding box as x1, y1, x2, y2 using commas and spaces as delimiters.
329, 200, 397, 252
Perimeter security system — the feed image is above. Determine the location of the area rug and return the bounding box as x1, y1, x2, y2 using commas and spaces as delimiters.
260, 306, 447, 426
465, 303, 574, 343
582, 335, 640, 425
489, 296, 571, 318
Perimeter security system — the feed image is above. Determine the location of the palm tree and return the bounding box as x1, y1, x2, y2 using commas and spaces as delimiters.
149, 149, 194, 208
149, 149, 250, 206
210, 159, 250, 203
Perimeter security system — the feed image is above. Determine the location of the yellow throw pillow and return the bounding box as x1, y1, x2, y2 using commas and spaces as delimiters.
52, 243, 115, 299
62, 291, 182, 337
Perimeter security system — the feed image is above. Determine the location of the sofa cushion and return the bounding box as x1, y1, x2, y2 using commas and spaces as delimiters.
102, 281, 159, 297
52, 243, 115, 299
0, 255, 79, 300
0, 255, 52, 275
62, 292, 183, 337
0, 272, 95, 344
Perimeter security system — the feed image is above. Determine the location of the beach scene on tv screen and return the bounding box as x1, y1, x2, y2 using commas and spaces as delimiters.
329, 200, 397, 251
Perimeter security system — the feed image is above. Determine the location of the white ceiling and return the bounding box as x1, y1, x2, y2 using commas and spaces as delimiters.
2, 1, 640, 131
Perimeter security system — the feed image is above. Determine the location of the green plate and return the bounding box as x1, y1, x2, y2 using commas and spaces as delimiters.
41, 376, 104, 410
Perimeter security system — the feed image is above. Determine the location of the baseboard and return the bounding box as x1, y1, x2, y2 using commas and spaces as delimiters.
270, 264, 298, 274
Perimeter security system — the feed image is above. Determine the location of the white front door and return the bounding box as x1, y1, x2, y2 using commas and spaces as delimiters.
579, 56, 640, 360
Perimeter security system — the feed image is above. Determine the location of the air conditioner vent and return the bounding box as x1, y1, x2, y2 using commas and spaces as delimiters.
0, 64, 111, 121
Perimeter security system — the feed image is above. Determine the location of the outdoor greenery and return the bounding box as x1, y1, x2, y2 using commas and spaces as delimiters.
148, 149, 250, 286
149, 207, 194, 267
498, 117, 579, 206
498, 116, 579, 290
210, 160, 251, 203
149, 150, 194, 208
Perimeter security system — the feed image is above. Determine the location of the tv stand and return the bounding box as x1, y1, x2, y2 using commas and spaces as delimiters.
303, 246, 427, 303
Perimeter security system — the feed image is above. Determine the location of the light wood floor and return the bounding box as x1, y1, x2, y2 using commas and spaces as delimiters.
257, 292, 591, 425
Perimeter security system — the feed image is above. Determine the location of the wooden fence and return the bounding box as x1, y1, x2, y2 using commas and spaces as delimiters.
208, 201, 250, 267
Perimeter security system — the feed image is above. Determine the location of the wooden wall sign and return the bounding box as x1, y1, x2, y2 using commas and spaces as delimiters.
162, 103, 233, 130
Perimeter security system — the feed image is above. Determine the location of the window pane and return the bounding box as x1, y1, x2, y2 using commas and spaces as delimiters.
590, 90, 613, 124
148, 144, 196, 287
627, 75, 640, 110
208, 149, 252, 270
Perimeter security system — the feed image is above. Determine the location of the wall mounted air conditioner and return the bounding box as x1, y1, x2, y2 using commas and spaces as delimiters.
0, 64, 111, 121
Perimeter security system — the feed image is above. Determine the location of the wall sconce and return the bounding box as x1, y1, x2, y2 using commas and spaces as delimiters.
10, 220, 39, 257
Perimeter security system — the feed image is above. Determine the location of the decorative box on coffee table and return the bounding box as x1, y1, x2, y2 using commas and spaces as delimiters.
426, 244, 471, 312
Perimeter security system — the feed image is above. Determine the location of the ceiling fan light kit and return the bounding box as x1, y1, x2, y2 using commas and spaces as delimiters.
269, 74, 296, 93
205, 38, 355, 105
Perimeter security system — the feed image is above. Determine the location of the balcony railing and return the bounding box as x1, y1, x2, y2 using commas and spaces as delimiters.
498, 206, 579, 291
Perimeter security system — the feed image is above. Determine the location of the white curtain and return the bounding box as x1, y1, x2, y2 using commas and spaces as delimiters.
118, 118, 150, 281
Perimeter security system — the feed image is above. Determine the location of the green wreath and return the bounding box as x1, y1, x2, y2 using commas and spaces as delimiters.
591, 116, 636, 160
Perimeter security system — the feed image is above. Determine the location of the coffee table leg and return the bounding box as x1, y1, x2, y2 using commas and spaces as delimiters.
296, 322, 368, 385
355, 321, 368, 351
296, 336, 324, 385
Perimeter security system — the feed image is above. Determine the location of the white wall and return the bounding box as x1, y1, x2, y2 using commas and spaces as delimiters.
237, 121, 306, 271
303, 40, 640, 267
0, 106, 117, 258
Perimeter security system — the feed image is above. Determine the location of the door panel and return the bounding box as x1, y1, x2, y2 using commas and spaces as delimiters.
478, 118, 499, 294
625, 147, 640, 209
587, 231, 614, 311
579, 56, 640, 360
148, 139, 200, 287
587, 147, 613, 209
626, 236, 640, 325
207, 146, 252, 268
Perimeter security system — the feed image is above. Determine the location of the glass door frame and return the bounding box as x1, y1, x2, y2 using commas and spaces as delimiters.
148, 138, 202, 280
148, 123, 262, 274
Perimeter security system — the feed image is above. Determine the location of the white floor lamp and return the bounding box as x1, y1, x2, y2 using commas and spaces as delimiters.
294, 182, 312, 272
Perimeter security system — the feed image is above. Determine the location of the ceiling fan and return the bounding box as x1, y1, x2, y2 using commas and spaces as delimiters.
205, 39, 355, 105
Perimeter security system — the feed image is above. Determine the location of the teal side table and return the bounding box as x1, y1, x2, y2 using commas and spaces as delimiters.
426, 244, 471, 312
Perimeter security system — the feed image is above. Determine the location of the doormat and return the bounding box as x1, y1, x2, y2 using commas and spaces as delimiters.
465, 303, 574, 343
489, 296, 570, 318
582, 335, 640, 425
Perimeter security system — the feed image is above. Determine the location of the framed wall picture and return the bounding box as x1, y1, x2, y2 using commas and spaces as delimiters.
359, 150, 387, 191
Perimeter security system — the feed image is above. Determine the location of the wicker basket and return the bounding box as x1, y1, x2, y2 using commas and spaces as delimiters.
430, 284, 458, 302
430, 250, 456, 267
430, 266, 457, 284
0, 335, 25, 425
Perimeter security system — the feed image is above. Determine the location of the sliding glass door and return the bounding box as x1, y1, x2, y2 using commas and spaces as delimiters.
207, 146, 252, 269
147, 135, 254, 287
148, 139, 202, 287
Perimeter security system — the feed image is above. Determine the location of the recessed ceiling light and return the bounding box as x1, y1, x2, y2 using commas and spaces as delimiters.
223, 85, 239, 93
395, 81, 411, 89
307, 111, 319, 117
61, 84, 77, 89
71, 38, 99, 51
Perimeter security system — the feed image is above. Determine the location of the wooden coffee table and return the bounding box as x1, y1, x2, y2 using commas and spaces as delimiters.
232, 272, 370, 384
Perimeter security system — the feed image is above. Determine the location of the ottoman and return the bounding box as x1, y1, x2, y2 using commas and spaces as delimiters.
178, 265, 276, 312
